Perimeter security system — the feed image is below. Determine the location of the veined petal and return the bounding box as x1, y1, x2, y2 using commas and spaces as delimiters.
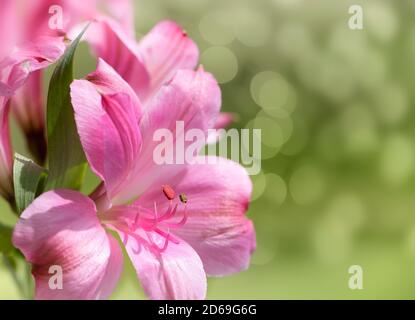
138, 157, 256, 276
137, 20, 199, 102
87, 18, 150, 100
11, 71, 47, 165
118, 229, 206, 300
94, 233, 124, 300
113, 68, 221, 204
70, 79, 142, 202
12, 190, 122, 300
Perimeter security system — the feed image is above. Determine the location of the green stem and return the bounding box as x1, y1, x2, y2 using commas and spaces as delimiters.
6, 195, 18, 217
25, 262, 34, 299
2, 255, 26, 299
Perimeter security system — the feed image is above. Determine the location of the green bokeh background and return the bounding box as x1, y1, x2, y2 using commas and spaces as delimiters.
2, 0, 415, 299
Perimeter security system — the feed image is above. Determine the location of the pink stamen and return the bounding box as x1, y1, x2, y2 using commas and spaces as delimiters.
165, 205, 188, 228
159, 202, 178, 221
132, 211, 140, 229
115, 187, 189, 254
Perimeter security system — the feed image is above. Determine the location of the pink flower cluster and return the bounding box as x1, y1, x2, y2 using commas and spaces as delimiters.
0, 0, 255, 300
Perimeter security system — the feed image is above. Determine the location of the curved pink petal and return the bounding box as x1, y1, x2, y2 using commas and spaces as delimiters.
12, 190, 122, 300
85, 58, 142, 117
94, 233, 124, 300
138, 156, 256, 276
113, 68, 221, 204
214, 112, 235, 130
137, 20, 199, 102
70, 79, 142, 204
207, 112, 236, 144
87, 18, 150, 100
0, 36, 66, 97
117, 228, 206, 300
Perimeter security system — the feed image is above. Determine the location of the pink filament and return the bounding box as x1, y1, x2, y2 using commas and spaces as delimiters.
119, 195, 188, 254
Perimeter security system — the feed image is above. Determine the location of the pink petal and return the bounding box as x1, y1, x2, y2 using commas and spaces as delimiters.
0, 97, 13, 200
21, 0, 99, 38
70, 79, 142, 203
13, 36, 66, 63
207, 112, 236, 144
0, 36, 64, 165
118, 229, 206, 300
12, 190, 122, 300
95, 233, 124, 300
137, 20, 199, 102
214, 112, 235, 130
104, 0, 135, 37
138, 156, 256, 276
85, 58, 142, 117
0, 0, 17, 61
0, 36, 66, 97
87, 18, 150, 100
113, 68, 221, 204
12, 70, 44, 134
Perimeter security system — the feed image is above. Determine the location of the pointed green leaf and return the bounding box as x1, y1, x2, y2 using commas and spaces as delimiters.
45, 27, 89, 191
13, 153, 47, 214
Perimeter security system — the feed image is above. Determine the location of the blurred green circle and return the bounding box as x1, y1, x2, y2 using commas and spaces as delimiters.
379, 133, 414, 186
199, 10, 235, 45
251, 72, 297, 117
245, 117, 281, 160
289, 164, 326, 205
201, 46, 238, 83
373, 83, 409, 126
233, 8, 271, 47
251, 170, 267, 201
264, 173, 287, 205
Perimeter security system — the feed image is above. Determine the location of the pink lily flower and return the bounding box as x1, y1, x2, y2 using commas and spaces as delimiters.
0, 1, 94, 146
87, 17, 234, 130
0, 36, 66, 163
0, 36, 66, 202
13, 59, 256, 300
0, 0, 133, 164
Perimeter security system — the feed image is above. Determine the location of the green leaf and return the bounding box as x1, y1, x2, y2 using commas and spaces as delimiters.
13, 153, 47, 214
0, 223, 13, 255
45, 27, 89, 191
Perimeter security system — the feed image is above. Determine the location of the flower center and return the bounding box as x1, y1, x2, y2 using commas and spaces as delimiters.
102, 185, 188, 254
